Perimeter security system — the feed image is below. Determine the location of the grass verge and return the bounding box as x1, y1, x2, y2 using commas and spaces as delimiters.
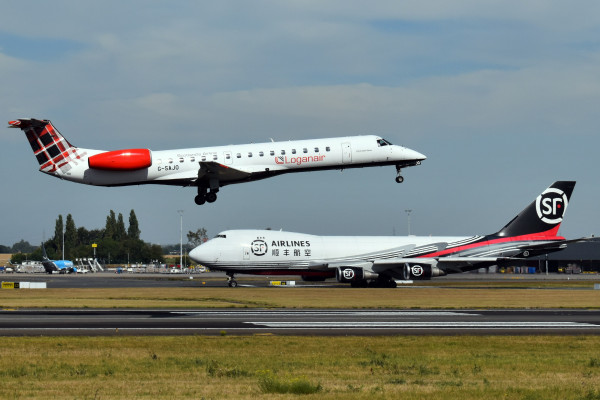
2, 286, 600, 309
0, 335, 599, 399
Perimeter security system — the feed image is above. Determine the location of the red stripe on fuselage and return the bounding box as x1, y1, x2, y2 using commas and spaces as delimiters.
416, 227, 563, 258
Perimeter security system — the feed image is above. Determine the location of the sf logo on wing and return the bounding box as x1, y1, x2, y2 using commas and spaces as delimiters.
251, 240, 268, 256
535, 188, 568, 224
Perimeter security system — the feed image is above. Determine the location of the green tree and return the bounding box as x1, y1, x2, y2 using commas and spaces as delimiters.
187, 228, 208, 249
11, 239, 36, 253
128, 209, 141, 240
115, 213, 126, 241
64, 214, 77, 258
104, 210, 116, 239
53, 215, 64, 255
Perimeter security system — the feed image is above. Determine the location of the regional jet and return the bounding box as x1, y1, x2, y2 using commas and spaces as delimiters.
8, 119, 425, 205
190, 181, 577, 287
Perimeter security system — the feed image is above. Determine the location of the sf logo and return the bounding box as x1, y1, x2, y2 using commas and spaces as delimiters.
342, 269, 355, 280
250, 240, 267, 256
536, 188, 568, 224
411, 266, 424, 277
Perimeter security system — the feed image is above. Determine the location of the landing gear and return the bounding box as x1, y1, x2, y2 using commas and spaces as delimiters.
227, 273, 238, 287
206, 191, 217, 203
368, 278, 397, 288
194, 195, 206, 205
195, 185, 218, 205
395, 165, 404, 183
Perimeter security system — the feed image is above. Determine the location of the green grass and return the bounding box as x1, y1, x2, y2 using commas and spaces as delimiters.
0, 335, 599, 399
2, 285, 600, 309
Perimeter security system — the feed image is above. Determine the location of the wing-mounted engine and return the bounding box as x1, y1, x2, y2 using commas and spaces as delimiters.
88, 149, 152, 171
401, 262, 446, 280
335, 266, 379, 284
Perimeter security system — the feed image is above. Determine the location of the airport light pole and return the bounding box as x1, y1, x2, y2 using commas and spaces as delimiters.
405, 209, 412, 236
178, 210, 184, 270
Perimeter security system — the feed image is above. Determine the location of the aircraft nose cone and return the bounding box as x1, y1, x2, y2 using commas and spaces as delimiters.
404, 147, 426, 162
189, 246, 206, 263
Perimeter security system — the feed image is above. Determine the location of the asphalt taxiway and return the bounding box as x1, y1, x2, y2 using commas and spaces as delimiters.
1, 309, 599, 336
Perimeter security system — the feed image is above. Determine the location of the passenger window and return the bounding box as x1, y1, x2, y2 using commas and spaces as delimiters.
248, 152, 253, 157
326, 146, 330, 152
314, 147, 319, 152
270, 150, 275, 156
225, 154, 231, 159
190, 157, 195, 162
259, 151, 264, 157
237, 153, 241, 158
303, 148, 308, 153
292, 149, 296, 154
213, 154, 217, 160
201, 156, 206, 161
281, 150, 286, 155
168, 158, 173, 164
179, 157, 184, 163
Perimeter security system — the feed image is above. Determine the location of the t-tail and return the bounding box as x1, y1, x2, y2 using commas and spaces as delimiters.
492, 181, 575, 240
8, 119, 86, 175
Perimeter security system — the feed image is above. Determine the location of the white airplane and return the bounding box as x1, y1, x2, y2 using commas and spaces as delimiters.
190, 181, 577, 287
8, 119, 426, 205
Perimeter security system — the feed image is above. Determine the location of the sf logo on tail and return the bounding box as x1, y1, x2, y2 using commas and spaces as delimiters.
536, 188, 568, 224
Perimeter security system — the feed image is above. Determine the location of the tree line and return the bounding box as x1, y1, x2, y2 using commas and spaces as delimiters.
9, 210, 164, 265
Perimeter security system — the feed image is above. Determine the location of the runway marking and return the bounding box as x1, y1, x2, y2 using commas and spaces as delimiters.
250, 321, 597, 329
174, 311, 477, 317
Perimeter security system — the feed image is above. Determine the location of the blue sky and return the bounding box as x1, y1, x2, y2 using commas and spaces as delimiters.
1, 1, 600, 247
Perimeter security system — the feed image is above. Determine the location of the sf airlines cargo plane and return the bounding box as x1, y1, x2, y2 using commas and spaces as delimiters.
8, 119, 425, 205
190, 181, 577, 287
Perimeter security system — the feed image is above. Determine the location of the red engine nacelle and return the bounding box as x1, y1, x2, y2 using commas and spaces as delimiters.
88, 149, 152, 171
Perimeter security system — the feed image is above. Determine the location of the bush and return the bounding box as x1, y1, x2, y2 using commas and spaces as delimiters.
258, 371, 322, 395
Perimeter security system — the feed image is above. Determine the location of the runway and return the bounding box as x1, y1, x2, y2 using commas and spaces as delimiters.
1, 309, 599, 336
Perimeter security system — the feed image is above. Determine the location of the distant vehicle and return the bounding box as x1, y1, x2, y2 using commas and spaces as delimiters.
191, 181, 578, 287
9, 118, 425, 205
41, 243, 76, 274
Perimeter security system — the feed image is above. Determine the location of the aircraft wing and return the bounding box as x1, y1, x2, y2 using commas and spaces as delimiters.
197, 162, 252, 182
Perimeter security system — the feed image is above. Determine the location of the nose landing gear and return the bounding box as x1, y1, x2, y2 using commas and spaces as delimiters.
395, 165, 404, 183
227, 272, 238, 287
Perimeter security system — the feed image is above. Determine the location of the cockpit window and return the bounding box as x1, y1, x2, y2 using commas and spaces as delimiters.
215, 234, 227, 239
377, 138, 392, 147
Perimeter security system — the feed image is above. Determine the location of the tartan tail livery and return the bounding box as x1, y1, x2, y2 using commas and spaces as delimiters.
190, 181, 579, 288
8, 119, 86, 175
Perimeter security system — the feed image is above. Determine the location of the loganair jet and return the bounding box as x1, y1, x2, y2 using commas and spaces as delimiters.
190, 181, 577, 287
8, 119, 426, 205
41, 243, 76, 274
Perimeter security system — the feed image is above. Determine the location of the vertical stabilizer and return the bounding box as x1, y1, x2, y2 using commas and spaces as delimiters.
8, 119, 85, 174
494, 181, 575, 238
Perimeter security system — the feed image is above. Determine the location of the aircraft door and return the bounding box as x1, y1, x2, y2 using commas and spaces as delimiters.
243, 247, 250, 260
342, 142, 352, 164
224, 151, 233, 165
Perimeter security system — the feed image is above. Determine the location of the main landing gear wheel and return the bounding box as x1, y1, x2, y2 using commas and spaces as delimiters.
206, 192, 217, 203
194, 195, 206, 205
395, 176, 404, 183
